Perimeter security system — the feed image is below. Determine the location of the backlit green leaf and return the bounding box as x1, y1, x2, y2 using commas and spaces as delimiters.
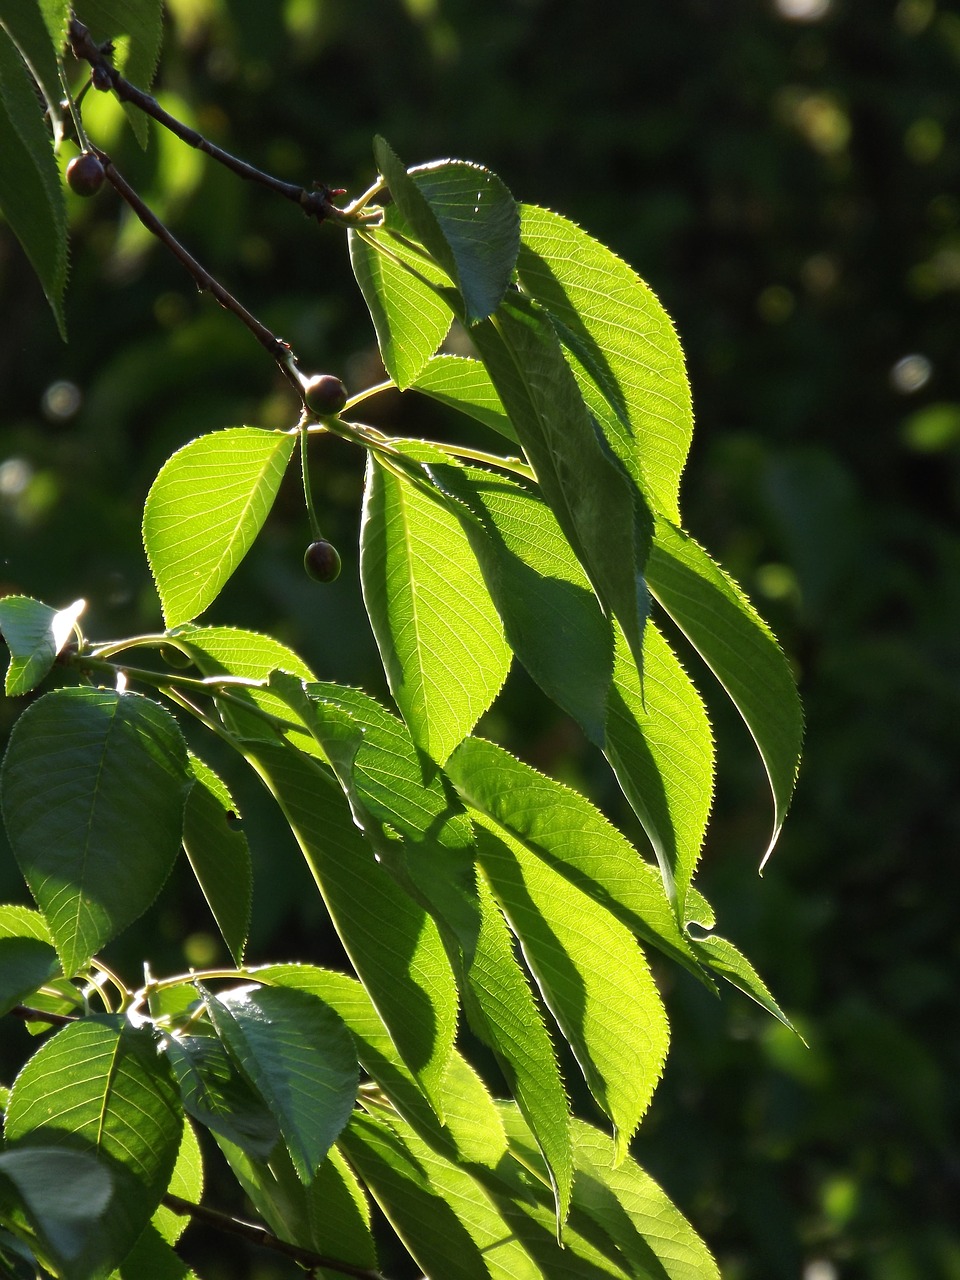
202, 982, 357, 1184
0, 905, 59, 1018
79, 0, 164, 147
152, 1119, 203, 1246
648, 515, 803, 866
0, 688, 191, 975
0, 596, 84, 697
375, 137, 520, 323
411, 354, 517, 443
690, 932, 797, 1032
182, 753, 252, 964
518, 204, 694, 523
4, 1017, 182, 1274
0, 27, 67, 338
360, 445, 511, 765
143, 427, 296, 628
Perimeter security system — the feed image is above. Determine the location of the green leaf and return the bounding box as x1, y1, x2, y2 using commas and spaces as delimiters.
349, 226, 452, 388
470, 293, 652, 676
648, 515, 803, 866
151, 1118, 202, 1246
0, 27, 67, 338
474, 819, 669, 1161
0, 596, 84, 696
4, 1018, 183, 1274
428, 462, 614, 745
446, 736, 700, 978
341, 1109, 541, 1280
201, 982, 357, 1184
605, 618, 715, 914
214, 1133, 377, 1270
182, 753, 252, 964
0, 688, 191, 976
244, 740, 459, 1115
0, 905, 59, 1018
158, 1031, 281, 1160
411, 355, 517, 443
79, 0, 164, 147
360, 445, 511, 765
374, 137, 520, 323
517, 205, 694, 523
462, 873, 573, 1226
143, 427, 297, 628
0, 0, 68, 127
689, 932, 797, 1033
255, 963, 507, 1169
110, 1224, 198, 1279
0, 1146, 113, 1280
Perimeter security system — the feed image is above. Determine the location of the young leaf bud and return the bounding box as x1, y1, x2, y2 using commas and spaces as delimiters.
66, 152, 105, 197
304, 540, 342, 583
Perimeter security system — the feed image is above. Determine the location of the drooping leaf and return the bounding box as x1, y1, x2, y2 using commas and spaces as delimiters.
0, 27, 67, 338
143, 427, 297, 628
0, 1146, 113, 1280
0, 905, 59, 1017
158, 1031, 281, 1160
181, 753, 252, 964
349, 224, 452, 387
375, 137, 520, 323
411, 354, 517, 443
689, 932, 798, 1033
446, 736, 701, 977
0, 596, 84, 697
0, 688, 191, 975
462, 873, 573, 1226
201, 982, 358, 1184
474, 819, 669, 1161
518, 205, 694, 523
214, 1132, 377, 1271
360, 444, 511, 765
245, 739, 458, 1115
428, 461, 614, 745
470, 293, 652, 676
648, 515, 803, 865
255, 963, 508, 1170
340, 1109, 541, 1280
4, 1018, 183, 1274
605, 618, 715, 914
0, 0, 68, 127
78, 0, 164, 147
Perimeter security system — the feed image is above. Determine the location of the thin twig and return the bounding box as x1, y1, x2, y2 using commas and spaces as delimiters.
162, 1194, 388, 1279
66, 18, 376, 228
10, 1005, 78, 1027
90, 146, 304, 395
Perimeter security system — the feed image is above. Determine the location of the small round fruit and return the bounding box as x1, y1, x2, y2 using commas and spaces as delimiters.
66, 151, 105, 197
304, 540, 342, 583
303, 374, 347, 417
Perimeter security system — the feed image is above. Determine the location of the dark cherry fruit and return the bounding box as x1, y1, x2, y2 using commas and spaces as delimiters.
66, 151, 105, 197
304, 540, 342, 583
303, 374, 347, 417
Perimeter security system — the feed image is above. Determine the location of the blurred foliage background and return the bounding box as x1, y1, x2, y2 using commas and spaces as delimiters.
2, 0, 958, 1277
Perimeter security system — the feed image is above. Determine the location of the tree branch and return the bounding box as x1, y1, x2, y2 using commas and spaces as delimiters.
162, 1194, 388, 1279
10, 1004, 78, 1027
66, 18, 373, 228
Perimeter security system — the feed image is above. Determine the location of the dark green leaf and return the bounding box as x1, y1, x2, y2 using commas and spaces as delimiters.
0, 688, 191, 975
470, 293, 651, 676
4, 1018, 183, 1274
201, 982, 357, 1184
182, 753, 252, 965
0, 596, 84, 696
143, 427, 297, 628
0, 27, 67, 337
78, 0, 164, 147
0, 0, 68, 125
111, 1223, 198, 1279
648, 515, 803, 866
374, 137, 520, 323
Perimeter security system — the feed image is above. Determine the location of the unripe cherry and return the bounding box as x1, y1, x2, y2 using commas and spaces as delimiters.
303, 374, 347, 417
66, 152, 105, 197
303, 540, 342, 583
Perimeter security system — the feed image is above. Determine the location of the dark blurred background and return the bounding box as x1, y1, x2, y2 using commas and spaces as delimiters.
2, 1, 958, 1277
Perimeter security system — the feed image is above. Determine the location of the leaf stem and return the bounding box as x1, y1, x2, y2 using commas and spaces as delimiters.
300, 426, 324, 541
161, 1193, 389, 1278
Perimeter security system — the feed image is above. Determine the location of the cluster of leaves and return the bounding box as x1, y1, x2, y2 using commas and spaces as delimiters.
0, 4, 802, 1278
